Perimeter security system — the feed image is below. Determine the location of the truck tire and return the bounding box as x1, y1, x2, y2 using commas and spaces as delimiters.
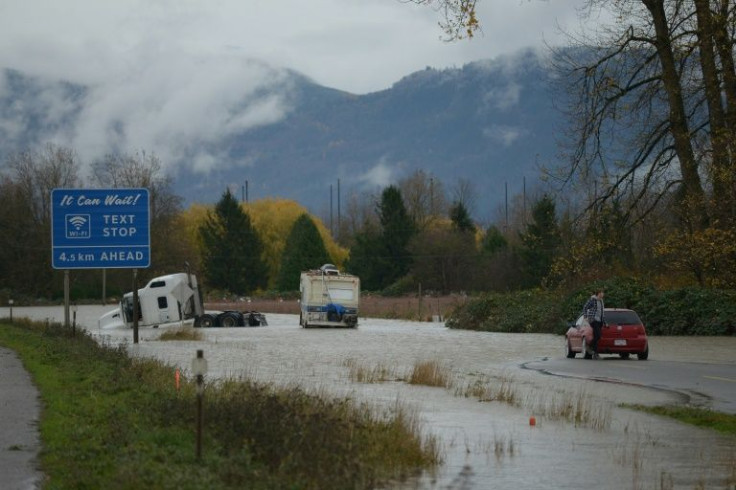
219, 312, 241, 327
197, 314, 216, 328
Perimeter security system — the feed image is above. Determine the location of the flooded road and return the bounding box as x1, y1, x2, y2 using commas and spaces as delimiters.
4, 305, 736, 489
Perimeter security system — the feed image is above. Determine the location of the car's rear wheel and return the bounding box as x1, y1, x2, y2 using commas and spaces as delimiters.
637, 346, 649, 360
619, 353, 630, 360
566, 341, 576, 359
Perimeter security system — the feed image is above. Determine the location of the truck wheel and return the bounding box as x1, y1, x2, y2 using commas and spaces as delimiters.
198, 314, 216, 328
219, 312, 240, 327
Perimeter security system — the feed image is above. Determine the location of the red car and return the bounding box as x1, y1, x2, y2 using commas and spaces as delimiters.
565, 308, 649, 360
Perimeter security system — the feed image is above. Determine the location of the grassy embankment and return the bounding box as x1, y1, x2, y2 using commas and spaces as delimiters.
0, 317, 439, 490
625, 405, 736, 436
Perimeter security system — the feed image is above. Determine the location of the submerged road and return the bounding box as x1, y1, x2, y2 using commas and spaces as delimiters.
523, 356, 736, 414
3, 305, 736, 489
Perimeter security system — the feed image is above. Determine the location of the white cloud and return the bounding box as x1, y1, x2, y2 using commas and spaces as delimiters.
357, 158, 400, 188
483, 82, 522, 111
64, 54, 292, 174
483, 125, 523, 147
0, 0, 600, 177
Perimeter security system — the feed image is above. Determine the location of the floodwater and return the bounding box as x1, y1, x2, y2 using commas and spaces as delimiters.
3, 305, 736, 489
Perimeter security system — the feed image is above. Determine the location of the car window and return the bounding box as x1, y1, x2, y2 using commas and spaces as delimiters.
606, 311, 642, 325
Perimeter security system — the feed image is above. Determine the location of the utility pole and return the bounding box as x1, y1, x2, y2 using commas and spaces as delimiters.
330, 183, 334, 236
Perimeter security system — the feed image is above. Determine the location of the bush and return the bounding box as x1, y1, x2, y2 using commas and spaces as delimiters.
447, 278, 736, 336
447, 289, 564, 333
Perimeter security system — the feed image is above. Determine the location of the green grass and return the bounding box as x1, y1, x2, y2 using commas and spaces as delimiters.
0, 318, 439, 489
626, 404, 736, 436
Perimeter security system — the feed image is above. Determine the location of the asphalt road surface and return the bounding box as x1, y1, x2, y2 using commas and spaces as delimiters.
522, 356, 736, 414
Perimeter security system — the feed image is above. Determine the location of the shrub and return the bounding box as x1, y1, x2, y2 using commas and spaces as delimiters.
447, 278, 736, 336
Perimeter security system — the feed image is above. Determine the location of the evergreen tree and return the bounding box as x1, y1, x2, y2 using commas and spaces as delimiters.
199, 189, 268, 295
377, 186, 416, 288
517, 194, 561, 288
345, 221, 385, 291
276, 214, 331, 291
449, 201, 475, 233
481, 225, 507, 255
346, 186, 417, 291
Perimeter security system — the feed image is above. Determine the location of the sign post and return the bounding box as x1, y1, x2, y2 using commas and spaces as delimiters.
51, 188, 150, 338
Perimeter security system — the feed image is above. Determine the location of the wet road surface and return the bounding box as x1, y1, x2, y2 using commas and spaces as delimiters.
3, 305, 735, 489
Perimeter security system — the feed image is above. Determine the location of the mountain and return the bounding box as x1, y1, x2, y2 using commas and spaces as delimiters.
0, 49, 566, 222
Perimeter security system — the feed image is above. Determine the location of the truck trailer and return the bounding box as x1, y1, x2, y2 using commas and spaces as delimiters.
98, 272, 267, 329
299, 264, 360, 328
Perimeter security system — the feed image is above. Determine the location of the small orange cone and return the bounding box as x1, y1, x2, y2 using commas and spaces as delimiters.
529, 416, 536, 426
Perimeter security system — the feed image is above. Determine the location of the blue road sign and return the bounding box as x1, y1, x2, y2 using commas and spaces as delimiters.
51, 188, 150, 269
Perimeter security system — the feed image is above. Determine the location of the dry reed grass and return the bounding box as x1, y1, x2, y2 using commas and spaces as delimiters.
408, 360, 452, 388
343, 358, 399, 383
157, 326, 203, 341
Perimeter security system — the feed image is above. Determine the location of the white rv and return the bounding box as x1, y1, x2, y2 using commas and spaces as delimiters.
98, 272, 267, 329
299, 264, 360, 328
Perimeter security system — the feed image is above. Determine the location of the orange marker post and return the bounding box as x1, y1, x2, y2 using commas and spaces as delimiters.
175, 368, 181, 392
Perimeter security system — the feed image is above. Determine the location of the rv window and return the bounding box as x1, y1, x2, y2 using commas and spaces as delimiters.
328, 288, 354, 301
150, 281, 166, 288
158, 296, 168, 309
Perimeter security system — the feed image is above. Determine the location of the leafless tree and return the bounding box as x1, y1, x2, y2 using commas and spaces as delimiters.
399, 169, 447, 230
91, 151, 192, 278
1, 144, 81, 296
404, 0, 480, 40
552, 0, 736, 231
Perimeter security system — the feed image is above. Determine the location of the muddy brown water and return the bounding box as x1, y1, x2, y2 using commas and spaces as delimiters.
4, 306, 736, 489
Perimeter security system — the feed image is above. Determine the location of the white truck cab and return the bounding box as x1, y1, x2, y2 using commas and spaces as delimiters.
98, 272, 202, 329
98, 272, 267, 329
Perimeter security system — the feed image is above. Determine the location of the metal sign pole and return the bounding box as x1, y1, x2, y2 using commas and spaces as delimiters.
64, 270, 70, 328
133, 268, 139, 344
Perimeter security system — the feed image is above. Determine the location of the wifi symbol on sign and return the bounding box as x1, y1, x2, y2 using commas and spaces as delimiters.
69, 215, 87, 230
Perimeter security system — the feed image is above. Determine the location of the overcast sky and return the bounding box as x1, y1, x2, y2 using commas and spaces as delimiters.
0, 0, 593, 179
0, 0, 589, 94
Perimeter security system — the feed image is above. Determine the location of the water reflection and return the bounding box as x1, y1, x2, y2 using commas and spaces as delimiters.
4, 306, 735, 489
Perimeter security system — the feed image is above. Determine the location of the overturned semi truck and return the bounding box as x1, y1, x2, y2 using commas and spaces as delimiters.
98, 272, 267, 329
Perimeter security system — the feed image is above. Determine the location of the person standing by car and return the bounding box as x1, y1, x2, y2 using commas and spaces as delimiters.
583, 289, 605, 359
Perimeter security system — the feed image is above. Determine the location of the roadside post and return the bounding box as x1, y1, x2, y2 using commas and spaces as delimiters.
8, 299, 13, 323
133, 269, 139, 344
64, 270, 70, 328
192, 350, 208, 460
72, 303, 77, 336
51, 188, 150, 342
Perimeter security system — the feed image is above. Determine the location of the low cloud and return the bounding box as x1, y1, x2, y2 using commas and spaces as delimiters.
483, 82, 522, 111
356, 158, 400, 189
68, 53, 292, 175
482, 125, 523, 147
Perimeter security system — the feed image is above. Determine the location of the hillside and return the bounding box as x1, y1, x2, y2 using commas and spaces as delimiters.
0, 49, 565, 221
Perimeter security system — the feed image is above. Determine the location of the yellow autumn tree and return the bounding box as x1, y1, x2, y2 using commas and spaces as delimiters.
181, 198, 347, 289
654, 226, 736, 288
246, 198, 348, 288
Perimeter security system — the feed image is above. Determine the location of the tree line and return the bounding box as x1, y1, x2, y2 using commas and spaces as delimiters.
3, 1, 736, 299
0, 142, 732, 306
